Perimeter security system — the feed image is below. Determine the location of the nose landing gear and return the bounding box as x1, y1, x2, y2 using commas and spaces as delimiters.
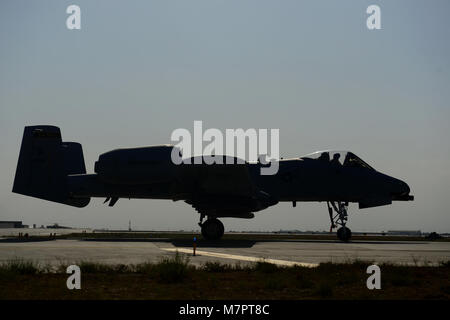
198, 214, 225, 241
327, 201, 352, 242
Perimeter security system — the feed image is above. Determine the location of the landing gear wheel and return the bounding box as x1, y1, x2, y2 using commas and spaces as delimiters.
201, 218, 224, 241
337, 227, 352, 242
327, 201, 352, 242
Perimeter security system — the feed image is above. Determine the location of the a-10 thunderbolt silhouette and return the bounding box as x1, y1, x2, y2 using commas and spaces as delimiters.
12, 126, 414, 241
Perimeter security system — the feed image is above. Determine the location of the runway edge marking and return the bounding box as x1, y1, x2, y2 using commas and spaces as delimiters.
160, 248, 318, 267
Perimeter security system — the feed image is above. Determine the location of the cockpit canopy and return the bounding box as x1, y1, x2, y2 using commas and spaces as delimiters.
300, 150, 375, 170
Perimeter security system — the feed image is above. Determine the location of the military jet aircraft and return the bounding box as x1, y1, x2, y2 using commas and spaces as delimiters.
12, 126, 414, 241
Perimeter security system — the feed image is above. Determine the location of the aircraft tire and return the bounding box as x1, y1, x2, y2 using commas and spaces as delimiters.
337, 227, 352, 242
201, 218, 224, 240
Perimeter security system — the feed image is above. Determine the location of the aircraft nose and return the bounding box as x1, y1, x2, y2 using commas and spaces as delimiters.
398, 180, 410, 195
381, 173, 413, 201
391, 178, 410, 196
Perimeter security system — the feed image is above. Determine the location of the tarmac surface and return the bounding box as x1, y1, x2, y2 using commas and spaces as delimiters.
1, 236, 449, 267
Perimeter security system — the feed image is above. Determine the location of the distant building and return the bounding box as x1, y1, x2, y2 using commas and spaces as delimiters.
46, 223, 71, 229
387, 230, 422, 236
0, 221, 25, 228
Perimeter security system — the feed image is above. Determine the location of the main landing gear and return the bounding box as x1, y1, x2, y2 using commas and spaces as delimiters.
198, 214, 224, 240
327, 201, 352, 242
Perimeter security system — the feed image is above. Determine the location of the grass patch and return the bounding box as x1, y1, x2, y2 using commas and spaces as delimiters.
79, 262, 132, 274
439, 260, 450, 268
294, 271, 314, 289
152, 251, 191, 283
0, 259, 41, 275
263, 277, 288, 290
133, 262, 155, 274
1, 258, 450, 299
54, 261, 133, 274
254, 261, 279, 273
202, 261, 233, 272
386, 268, 415, 287
315, 281, 334, 298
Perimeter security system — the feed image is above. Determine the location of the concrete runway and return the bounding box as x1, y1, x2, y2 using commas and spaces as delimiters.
1, 237, 449, 267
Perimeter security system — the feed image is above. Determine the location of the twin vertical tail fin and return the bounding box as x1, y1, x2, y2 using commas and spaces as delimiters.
12, 125, 90, 207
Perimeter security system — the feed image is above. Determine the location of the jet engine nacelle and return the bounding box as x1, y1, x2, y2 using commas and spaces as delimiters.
94, 145, 176, 185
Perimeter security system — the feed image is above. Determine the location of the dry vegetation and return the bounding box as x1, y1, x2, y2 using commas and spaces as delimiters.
1, 254, 449, 300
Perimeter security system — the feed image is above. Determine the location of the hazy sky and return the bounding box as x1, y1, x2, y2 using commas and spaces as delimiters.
1, 0, 449, 232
